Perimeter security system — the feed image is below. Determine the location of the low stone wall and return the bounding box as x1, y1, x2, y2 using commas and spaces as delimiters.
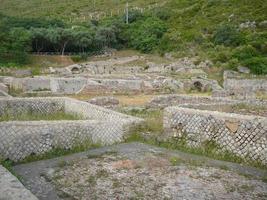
10, 77, 87, 94
0, 97, 143, 161
213, 71, 267, 99
179, 102, 267, 117
8, 76, 223, 95
164, 107, 267, 165
148, 94, 267, 108
0, 98, 64, 116
0, 165, 38, 200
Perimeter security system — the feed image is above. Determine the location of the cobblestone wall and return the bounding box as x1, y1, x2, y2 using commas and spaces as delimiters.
0, 97, 143, 161
164, 107, 267, 165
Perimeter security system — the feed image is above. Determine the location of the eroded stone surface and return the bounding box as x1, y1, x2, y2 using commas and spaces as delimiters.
13, 143, 267, 200
0, 165, 38, 200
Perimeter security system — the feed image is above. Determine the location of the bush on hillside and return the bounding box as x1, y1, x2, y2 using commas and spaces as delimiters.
213, 24, 244, 47
127, 17, 167, 53
126, 10, 144, 23
242, 57, 267, 75
232, 45, 259, 61
247, 32, 267, 55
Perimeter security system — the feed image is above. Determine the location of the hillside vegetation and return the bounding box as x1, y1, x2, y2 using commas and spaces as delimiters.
0, 0, 266, 74
0, 0, 164, 22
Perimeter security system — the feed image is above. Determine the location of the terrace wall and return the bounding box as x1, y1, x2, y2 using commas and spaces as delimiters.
164, 107, 267, 165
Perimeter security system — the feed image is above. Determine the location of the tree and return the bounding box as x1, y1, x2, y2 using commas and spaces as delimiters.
57, 28, 75, 55
0, 27, 31, 65
95, 26, 117, 49
31, 28, 48, 53
73, 27, 95, 53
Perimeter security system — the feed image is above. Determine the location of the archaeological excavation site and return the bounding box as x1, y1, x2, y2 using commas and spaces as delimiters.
0, 0, 267, 199
0, 52, 266, 200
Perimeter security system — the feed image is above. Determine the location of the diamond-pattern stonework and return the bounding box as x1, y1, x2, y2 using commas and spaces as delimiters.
164, 107, 267, 166
0, 97, 143, 162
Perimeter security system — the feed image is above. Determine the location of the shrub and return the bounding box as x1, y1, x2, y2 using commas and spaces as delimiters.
227, 58, 239, 70
232, 45, 259, 61
126, 10, 144, 23
127, 17, 167, 53
242, 57, 267, 75
213, 24, 244, 47
246, 32, 267, 55
214, 50, 232, 63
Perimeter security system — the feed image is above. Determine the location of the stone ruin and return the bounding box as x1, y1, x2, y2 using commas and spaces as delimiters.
212, 70, 267, 99
0, 97, 143, 162
146, 94, 267, 165
0, 56, 224, 96
164, 105, 267, 165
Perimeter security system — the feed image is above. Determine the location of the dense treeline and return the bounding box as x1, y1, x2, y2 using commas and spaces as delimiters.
0, 0, 267, 74
0, 11, 167, 65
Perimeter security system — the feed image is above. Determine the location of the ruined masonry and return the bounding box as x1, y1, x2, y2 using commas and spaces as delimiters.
164, 106, 267, 165
0, 97, 143, 162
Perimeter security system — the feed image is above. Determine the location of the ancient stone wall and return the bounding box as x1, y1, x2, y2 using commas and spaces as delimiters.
164, 107, 267, 165
0, 97, 143, 161
148, 94, 267, 108
10, 77, 87, 94
213, 71, 267, 99
0, 98, 64, 116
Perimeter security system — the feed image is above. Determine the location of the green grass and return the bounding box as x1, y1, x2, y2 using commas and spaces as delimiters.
0, 110, 82, 121
119, 108, 163, 134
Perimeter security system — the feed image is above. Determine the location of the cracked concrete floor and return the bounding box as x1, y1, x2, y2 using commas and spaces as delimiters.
13, 143, 267, 200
